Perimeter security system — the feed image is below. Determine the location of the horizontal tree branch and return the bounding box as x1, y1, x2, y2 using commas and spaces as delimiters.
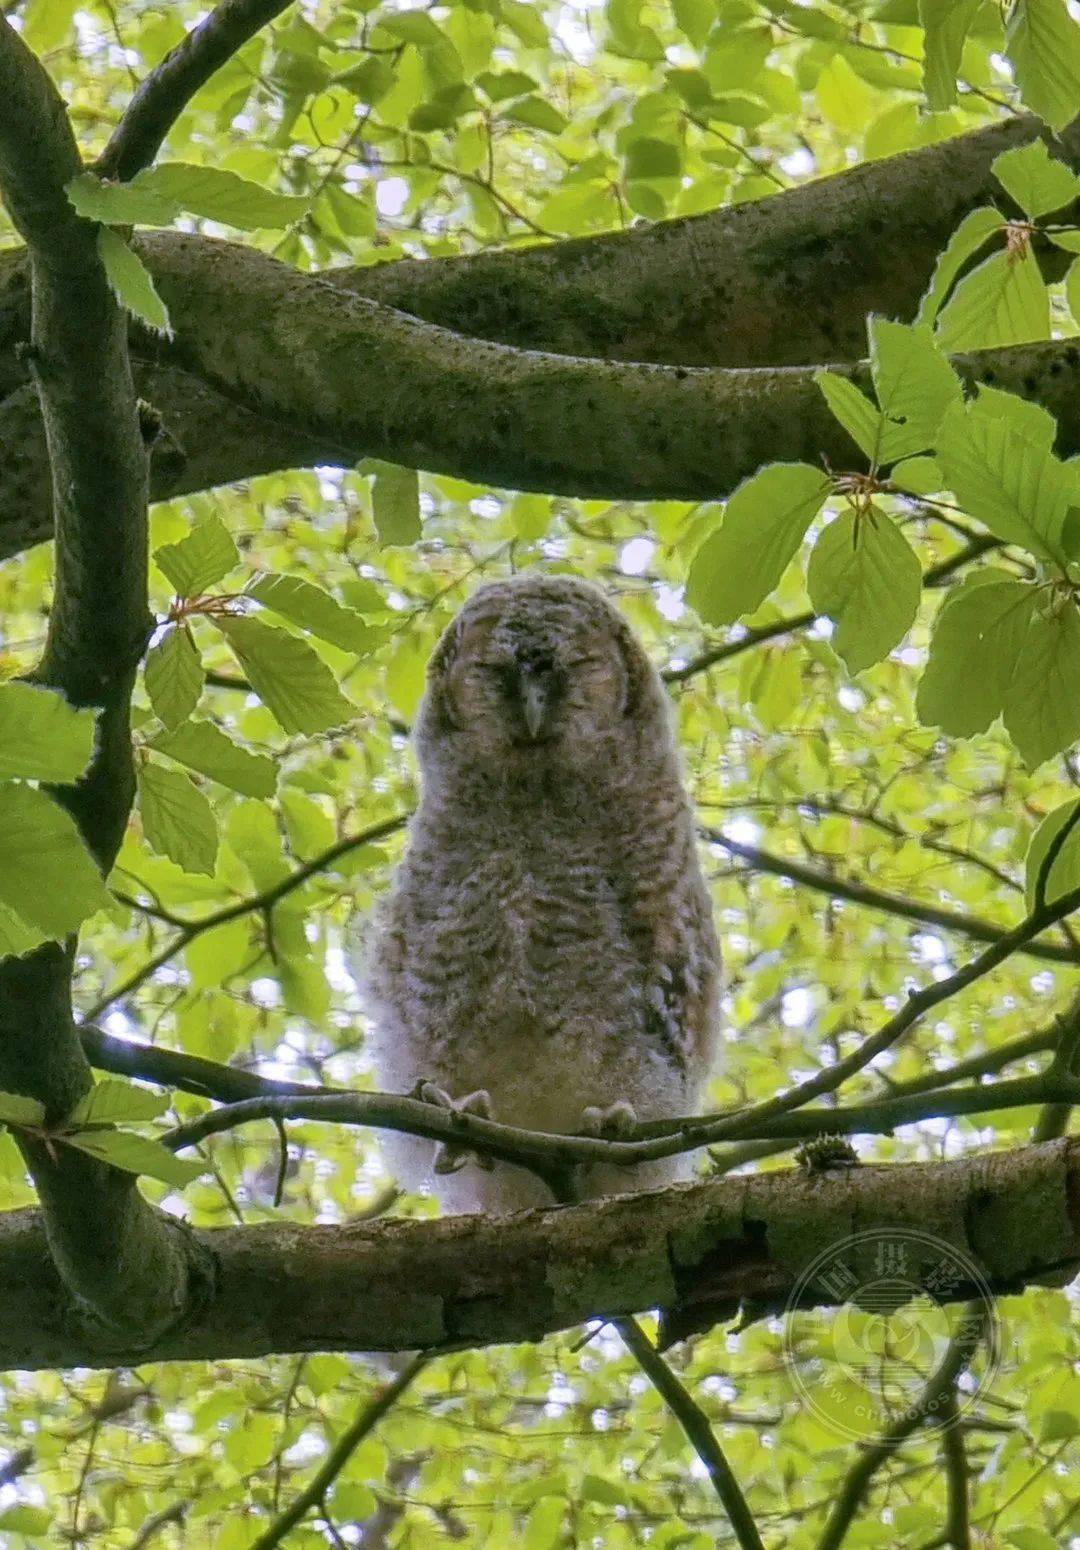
1, 1139, 1077, 1370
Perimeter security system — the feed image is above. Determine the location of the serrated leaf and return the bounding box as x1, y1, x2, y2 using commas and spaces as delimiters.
1006, 0, 1080, 131
868, 318, 963, 461
936, 247, 1050, 351
1025, 798, 1080, 908
67, 171, 180, 226
214, 616, 356, 735
155, 515, 239, 596
814, 373, 882, 462
97, 228, 172, 335
686, 463, 831, 625
138, 761, 219, 876
67, 1079, 170, 1127
916, 573, 1038, 735
807, 508, 922, 672
917, 206, 1004, 325
993, 140, 1080, 218
0, 784, 110, 939
523, 1496, 566, 1550
0, 1091, 46, 1127
919, 0, 980, 108
152, 719, 277, 797
147, 163, 308, 230
370, 461, 421, 546
248, 573, 383, 653
1003, 596, 1080, 767
0, 681, 95, 782
936, 398, 1074, 564
145, 626, 204, 730
64, 1128, 204, 1187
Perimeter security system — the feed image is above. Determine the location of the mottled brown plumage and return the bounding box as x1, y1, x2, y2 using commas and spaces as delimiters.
362, 573, 720, 1213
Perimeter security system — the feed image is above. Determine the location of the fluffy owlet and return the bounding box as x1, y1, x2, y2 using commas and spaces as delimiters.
362, 573, 720, 1214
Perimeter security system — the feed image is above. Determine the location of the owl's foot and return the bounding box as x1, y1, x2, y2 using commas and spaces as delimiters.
410, 1081, 496, 1175
581, 1100, 638, 1139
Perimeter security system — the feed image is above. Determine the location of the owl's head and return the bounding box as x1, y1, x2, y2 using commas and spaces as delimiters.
416, 573, 669, 779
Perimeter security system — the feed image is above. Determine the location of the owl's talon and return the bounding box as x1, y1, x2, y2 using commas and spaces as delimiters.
581, 1100, 638, 1139
412, 1083, 495, 1174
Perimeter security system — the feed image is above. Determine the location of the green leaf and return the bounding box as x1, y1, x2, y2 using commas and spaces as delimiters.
0, 681, 95, 783
919, 0, 980, 109
67, 171, 180, 226
370, 461, 421, 546
144, 163, 308, 230
1006, 0, 1080, 131
916, 573, 1038, 735
248, 573, 384, 653
22, 0, 78, 52
814, 373, 882, 462
64, 1128, 204, 1187
214, 616, 357, 735
1003, 596, 1080, 767
806, 508, 922, 672
145, 625, 204, 731
0, 903, 46, 961
67, 1079, 170, 1127
935, 397, 1074, 564
138, 761, 219, 876
380, 10, 446, 44
686, 463, 831, 625
935, 246, 1050, 351
868, 318, 963, 462
1025, 798, 1080, 908
523, 1496, 566, 1550
0, 1506, 52, 1535
0, 784, 110, 939
0, 1091, 46, 1127
890, 455, 944, 495
1068, 256, 1080, 328
155, 515, 239, 596
152, 719, 277, 798
1008, 1528, 1069, 1550
1038, 1407, 1080, 1440
501, 95, 569, 134
917, 206, 1004, 325
97, 228, 172, 335
993, 140, 1080, 218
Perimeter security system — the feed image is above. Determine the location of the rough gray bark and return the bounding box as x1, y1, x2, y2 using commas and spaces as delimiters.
0, 115, 1077, 561
0, 1141, 1075, 1371
0, 15, 212, 1343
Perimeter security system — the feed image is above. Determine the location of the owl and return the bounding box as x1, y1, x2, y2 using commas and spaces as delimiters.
362, 573, 720, 1214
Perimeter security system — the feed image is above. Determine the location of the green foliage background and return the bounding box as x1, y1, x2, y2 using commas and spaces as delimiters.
1, 0, 1080, 1543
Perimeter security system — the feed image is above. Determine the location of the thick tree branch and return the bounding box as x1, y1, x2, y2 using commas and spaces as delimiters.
336, 116, 1080, 368
0, 17, 211, 1342
96, 0, 295, 183
0, 1141, 1074, 1370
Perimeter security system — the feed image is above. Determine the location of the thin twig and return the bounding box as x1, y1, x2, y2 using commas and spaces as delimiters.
614, 1317, 765, 1550
250, 1354, 430, 1550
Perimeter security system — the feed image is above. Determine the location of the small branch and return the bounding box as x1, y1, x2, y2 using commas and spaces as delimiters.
817, 1304, 988, 1550
705, 828, 1079, 965
940, 1390, 972, 1550
97, 0, 296, 182
663, 537, 998, 686
1034, 800, 1080, 914
614, 1317, 765, 1550
129, 1503, 186, 1550
89, 812, 407, 1016
250, 1354, 430, 1550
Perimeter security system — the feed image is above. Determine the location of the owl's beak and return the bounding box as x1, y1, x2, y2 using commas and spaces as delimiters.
519, 668, 553, 742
